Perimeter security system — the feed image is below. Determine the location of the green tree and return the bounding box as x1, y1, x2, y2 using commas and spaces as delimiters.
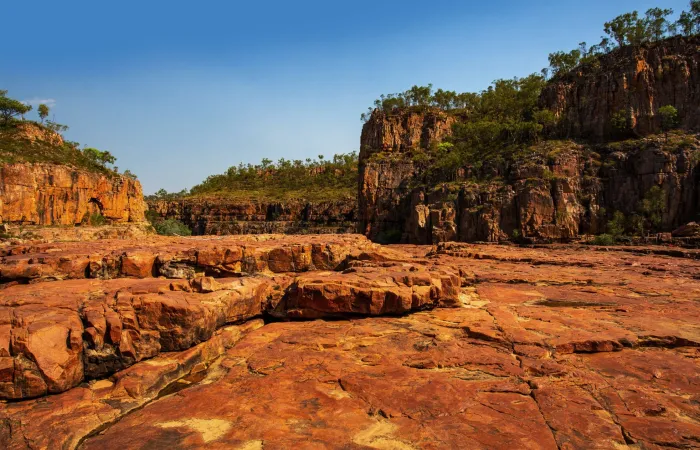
604, 11, 646, 46
83, 147, 117, 168
0, 90, 32, 125
123, 169, 138, 180
638, 186, 665, 232
644, 8, 675, 40
611, 109, 632, 136
608, 211, 626, 237
658, 105, 679, 141
37, 104, 50, 123
677, 1, 700, 35
548, 49, 582, 76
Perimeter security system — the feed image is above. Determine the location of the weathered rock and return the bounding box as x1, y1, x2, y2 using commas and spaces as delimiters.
358, 37, 700, 244
147, 197, 357, 235
0, 276, 283, 399
0, 234, 376, 283
673, 221, 700, 237
0, 320, 264, 450
359, 116, 700, 244
0, 238, 699, 448
540, 35, 700, 140
0, 163, 146, 225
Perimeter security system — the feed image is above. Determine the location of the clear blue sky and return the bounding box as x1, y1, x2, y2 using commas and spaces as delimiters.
3, 0, 689, 193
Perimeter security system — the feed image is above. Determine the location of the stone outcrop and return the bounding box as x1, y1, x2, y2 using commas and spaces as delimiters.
540, 35, 700, 140
1, 236, 699, 449
0, 163, 146, 225
147, 197, 356, 235
359, 37, 700, 244
0, 234, 465, 400
358, 110, 455, 240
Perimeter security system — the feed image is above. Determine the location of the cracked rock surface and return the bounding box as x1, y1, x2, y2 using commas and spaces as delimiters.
0, 235, 698, 449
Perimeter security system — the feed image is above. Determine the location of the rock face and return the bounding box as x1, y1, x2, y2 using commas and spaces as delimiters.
0, 163, 146, 225
359, 37, 700, 244
358, 110, 455, 240
540, 35, 700, 140
360, 111, 700, 244
147, 197, 356, 235
1, 236, 699, 449
358, 126, 700, 244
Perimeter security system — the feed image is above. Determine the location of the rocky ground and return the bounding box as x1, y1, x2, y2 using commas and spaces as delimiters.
0, 234, 698, 449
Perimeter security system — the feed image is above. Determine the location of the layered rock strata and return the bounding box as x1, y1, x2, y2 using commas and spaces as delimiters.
540, 35, 700, 140
147, 197, 356, 235
0, 163, 146, 225
0, 235, 461, 400
0, 237, 698, 449
359, 37, 700, 244
360, 113, 700, 244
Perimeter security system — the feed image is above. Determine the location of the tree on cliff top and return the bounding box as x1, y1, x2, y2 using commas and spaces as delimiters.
677, 1, 700, 35
545, 3, 699, 78
0, 91, 32, 125
37, 104, 50, 124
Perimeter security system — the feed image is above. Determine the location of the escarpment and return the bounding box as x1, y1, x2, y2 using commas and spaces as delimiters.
147, 197, 356, 235
0, 163, 146, 225
359, 37, 700, 244
541, 35, 700, 140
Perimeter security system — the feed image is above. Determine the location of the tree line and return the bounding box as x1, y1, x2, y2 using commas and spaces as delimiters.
149, 152, 359, 200
0, 90, 137, 178
362, 2, 700, 121
546, 2, 700, 77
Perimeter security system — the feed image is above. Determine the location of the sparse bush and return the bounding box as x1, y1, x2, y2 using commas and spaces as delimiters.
88, 213, 107, 226
592, 234, 616, 245
607, 211, 626, 236
611, 110, 632, 136
659, 105, 679, 141
184, 152, 358, 202
154, 219, 192, 236
638, 186, 665, 232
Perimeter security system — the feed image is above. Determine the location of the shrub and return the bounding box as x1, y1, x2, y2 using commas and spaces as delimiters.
154, 219, 192, 236
638, 186, 665, 232
611, 110, 632, 136
89, 213, 107, 226
607, 211, 626, 236
592, 234, 616, 245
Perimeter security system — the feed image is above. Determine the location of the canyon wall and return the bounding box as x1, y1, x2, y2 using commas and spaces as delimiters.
359, 37, 700, 244
540, 35, 700, 140
147, 197, 356, 235
0, 163, 146, 225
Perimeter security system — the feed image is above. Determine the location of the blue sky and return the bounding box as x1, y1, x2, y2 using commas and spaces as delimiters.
3, 0, 689, 193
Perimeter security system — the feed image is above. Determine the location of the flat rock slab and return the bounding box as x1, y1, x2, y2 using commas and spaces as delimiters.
79, 312, 699, 449
0, 237, 698, 448
0, 234, 376, 283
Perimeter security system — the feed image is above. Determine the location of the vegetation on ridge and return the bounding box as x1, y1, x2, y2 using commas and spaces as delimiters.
361, 2, 696, 186
0, 90, 137, 177
362, 1, 700, 122
149, 152, 359, 202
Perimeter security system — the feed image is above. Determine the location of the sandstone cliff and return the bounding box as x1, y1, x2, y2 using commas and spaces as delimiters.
359, 36, 700, 244
147, 197, 356, 235
0, 163, 146, 225
540, 35, 700, 140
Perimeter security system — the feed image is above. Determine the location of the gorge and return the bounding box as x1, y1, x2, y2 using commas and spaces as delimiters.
1, 4, 700, 449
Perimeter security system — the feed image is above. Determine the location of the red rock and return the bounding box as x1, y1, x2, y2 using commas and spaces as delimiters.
0, 238, 698, 449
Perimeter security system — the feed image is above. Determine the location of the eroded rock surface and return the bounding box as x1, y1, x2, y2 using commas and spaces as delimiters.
147, 197, 357, 236
0, 236, 698, 449
0, 163, 146, 225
